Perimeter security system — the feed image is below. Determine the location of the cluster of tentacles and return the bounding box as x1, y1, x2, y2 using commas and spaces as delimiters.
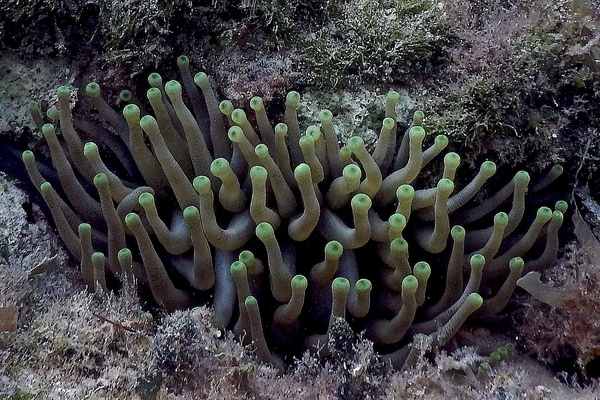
22, 56, 566, 370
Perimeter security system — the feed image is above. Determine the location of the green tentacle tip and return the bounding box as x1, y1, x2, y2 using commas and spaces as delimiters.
294, 163, 311, 180
503, 343, 515, 353
536, 206, 553, 223
138, 192, 155, 208
325, 240, 343, 259
230, 260, 247, 276
210, 158, 230, 176
389, 213, 407, 230
139, 115, 158, 131
552, 210, 564, 224
165, 80, 182, 97
245, 295, 258, 308
119, 90, 132, 102
292, 275, 308, 291
488, 351, 501, 363
402, 275, 419, 292
227, 126, 244, 143
46, 107, 60, 120
355, 279, 372, 294
22, 150, 34, 163
481, 161, 497, 176
444, 152, 461, 168
255, 144, 270, 158
386, 90, 400, 103
231, 109, 247, 124
219, 100, 234, 116
470, 254, 486, 270
177, 55, 189, 66
347, 136, 365, 152
85, 82, 100, 97
125, 212, 141, 227
508, 257, 525, 271
396, 184, 415, 200
57, 85, 71, 98
255, 222, 274, 240
28, 101, 39, 112
275, 123, 288, 136
478, 362, 491, 375
351, 193, 372, 211
193, 175, 211, 194
93, 172, 108, 188
299, 134, 315, 148
413, 261, 431, 278
239, 250, 255, 265
40, 181, 52, 193
494, 212, 509, 227
382, 117, 395, 130
194, 72, 210, 88
413, 110, 425, 126
250, 96, 264, 111
147, 87, 162, 101
437, 178, 454, 195
306, 125, 321, 140
390, 237, 408, 254
183, 205, 200, 221
83, 141, 99, 156
41, 123, 55, 136
319, 109, 333, 123
123, 104, 140, 120
555, 200, 568, 214
250, 165, 268, 181
148, 72, 162, 87
78, 223, 91, 234
466, 292, 484, 308
118, 247, 132, 261
451, 225, 465, 240
551, 164, 564, 176
286, 91, 300, 106
515, 170, 530, 185
343, 164, 362, 182
434, 135, 449, 149
332, 277, 351, 293
339, 146, 352, 160
91, 251, 105, 263
497, 346, 509, 358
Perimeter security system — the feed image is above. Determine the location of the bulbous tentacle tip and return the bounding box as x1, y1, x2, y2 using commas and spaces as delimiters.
57, 85, 71, 98
402, 274, 419, 294
325, 240, 344, 259
286, 91, 301, 106
509, 256, 525, 272
231, 109, 247, 125
470, 254, 486, 271
383, 117, 396, 130
164, 80, 183, 97
555, 200, 568, 214
193, 175, 211, 194
319, 109, 333, 123
250, 96, 264, 111
466, 292, 484, 308
451, 225, 466, 240
85, 82, 101, 98
412, 110, 425, 126
387, 90, 400, 103
177, 55, 190, 67
292, 274, 308, 291
255, 221, 274, 241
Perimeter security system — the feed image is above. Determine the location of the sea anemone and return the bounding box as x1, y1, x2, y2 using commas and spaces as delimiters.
22, 55, 565, 370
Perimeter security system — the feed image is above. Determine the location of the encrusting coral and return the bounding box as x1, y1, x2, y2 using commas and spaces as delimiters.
22, 55, 565, 371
